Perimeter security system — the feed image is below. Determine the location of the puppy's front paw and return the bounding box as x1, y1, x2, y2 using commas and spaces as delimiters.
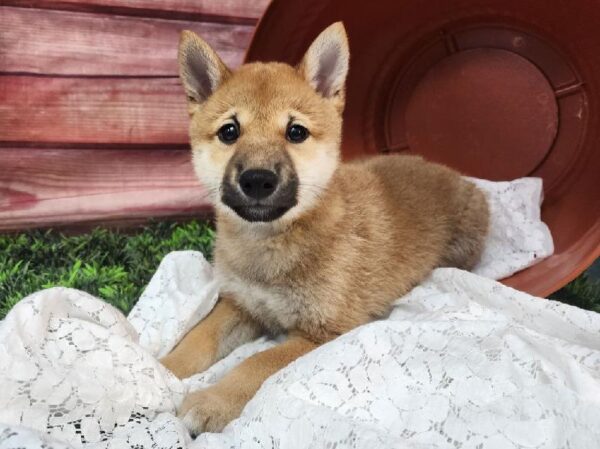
160, 353, 196, 380
179, 388, 242, 435
160, 351, 214, 380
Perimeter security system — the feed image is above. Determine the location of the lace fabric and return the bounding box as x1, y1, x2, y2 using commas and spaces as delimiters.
3, 177, 593, 449
470, 177, 553, 279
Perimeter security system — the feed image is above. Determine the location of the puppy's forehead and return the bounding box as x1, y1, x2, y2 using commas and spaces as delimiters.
211, 62, 321, 117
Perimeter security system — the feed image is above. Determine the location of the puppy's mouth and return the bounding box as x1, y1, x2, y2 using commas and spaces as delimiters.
221, 182, 298, 223
230, 204, 293, 222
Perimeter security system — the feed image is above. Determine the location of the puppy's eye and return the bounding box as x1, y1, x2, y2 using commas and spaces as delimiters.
286, 124, 309, 143
217, 123, 239, 144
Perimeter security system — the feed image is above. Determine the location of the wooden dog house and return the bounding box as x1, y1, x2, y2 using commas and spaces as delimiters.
0, 0, 269, 230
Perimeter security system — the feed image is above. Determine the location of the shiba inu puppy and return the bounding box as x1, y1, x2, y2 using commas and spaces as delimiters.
161, 22, 489, 434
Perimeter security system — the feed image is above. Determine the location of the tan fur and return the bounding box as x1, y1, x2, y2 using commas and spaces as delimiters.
178, 334, 315, 434
162, 22, 490, 434
161, 295, 260, 379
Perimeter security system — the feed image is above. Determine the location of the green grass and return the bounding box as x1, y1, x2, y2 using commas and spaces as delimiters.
549, 271, 600, 314
0, 221, 214, 319
0, 221, 598, 319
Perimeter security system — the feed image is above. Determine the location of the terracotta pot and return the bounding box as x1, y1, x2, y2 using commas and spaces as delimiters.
246, 0, 600, 297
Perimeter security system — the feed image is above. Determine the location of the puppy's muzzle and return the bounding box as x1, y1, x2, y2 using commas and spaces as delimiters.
221, 166, 298, 223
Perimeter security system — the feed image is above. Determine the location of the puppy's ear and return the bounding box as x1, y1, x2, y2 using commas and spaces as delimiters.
299, 22, 349, 104
178, 30, 231, 106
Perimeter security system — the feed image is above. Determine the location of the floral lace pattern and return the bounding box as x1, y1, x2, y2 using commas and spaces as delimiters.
470, 177, 553, 279
2, 177, 592, 449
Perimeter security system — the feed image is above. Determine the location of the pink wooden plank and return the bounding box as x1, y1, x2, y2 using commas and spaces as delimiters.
0, 6, 253, 75
0, 76, 190, 144
4, 0, 270, 22
0, 148, 211, 230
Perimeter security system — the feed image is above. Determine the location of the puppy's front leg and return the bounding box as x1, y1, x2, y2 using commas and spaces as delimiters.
161, 295, 261, 379
179, 333, 317, 434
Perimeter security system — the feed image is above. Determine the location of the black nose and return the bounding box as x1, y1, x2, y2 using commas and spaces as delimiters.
239, 169, 279, 200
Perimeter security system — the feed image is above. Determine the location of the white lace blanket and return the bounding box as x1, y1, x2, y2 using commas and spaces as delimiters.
3, 178, 595, 449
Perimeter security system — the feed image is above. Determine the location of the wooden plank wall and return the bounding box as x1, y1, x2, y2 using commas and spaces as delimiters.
0, 0, 270, 230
